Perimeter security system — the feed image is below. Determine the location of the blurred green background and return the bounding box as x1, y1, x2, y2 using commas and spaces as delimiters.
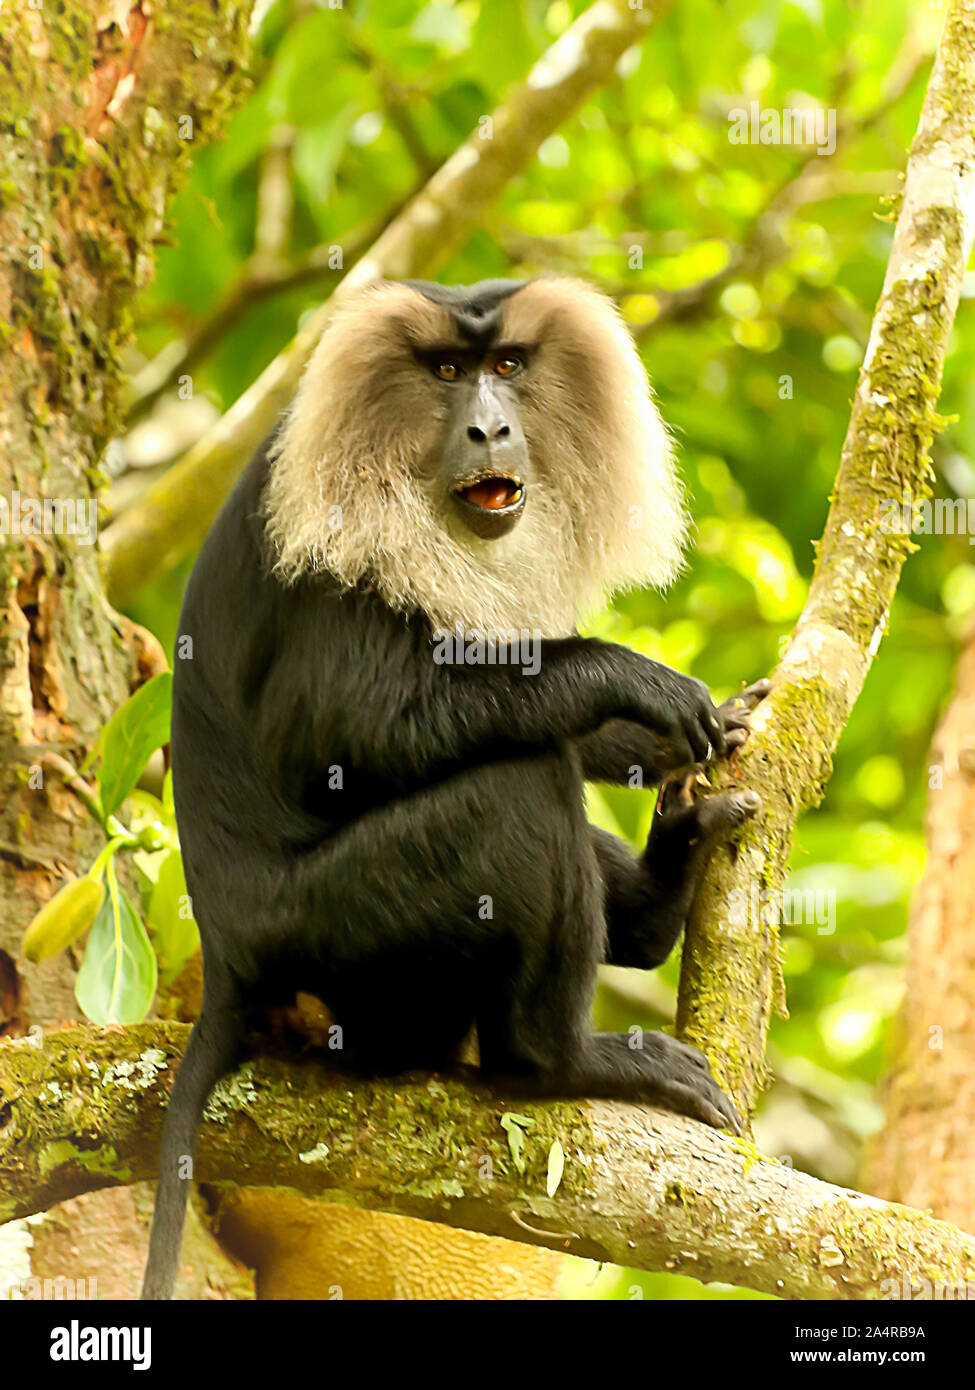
115, 0, 975, 1298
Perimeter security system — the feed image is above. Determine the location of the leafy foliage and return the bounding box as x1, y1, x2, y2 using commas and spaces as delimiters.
83, 671, 173, 818
74, 865, 158, 1027
22, 682, 198, 1023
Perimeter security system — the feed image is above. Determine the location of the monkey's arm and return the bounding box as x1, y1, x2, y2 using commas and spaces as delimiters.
344, 627, 728, 788
576, 720, 678, 786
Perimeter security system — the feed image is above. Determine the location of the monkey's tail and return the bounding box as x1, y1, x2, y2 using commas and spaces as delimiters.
141, 986, 244, 1300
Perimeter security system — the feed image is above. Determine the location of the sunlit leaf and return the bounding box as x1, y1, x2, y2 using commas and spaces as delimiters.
89, 672, 173, 819
75, 873, 157, 1025
148, 851, 200, 983
500, 1112, 534, 1174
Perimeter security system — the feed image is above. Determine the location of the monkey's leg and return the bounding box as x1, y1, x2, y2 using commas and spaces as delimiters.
141, 977, 247, 1301
594, 783, 761, 970
479, 986, 743, 1131
476, 861, 742, 1131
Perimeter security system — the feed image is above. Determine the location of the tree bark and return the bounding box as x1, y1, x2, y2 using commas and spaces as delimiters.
864, 621, 975, 1233
4, 1022, 975, 1301
0, 0, 254, 1298
677, 0, 975, 1121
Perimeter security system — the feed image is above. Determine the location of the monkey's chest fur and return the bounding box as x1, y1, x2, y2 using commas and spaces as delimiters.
171, 436, 600, 1072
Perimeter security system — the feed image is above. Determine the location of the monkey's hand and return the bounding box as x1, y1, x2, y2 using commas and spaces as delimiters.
625, 663, 730, 768
645, 674, 772, 777
638, 1032, 743, 1133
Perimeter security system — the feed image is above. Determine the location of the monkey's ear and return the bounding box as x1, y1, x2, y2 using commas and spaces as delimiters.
500, 277, 688, 596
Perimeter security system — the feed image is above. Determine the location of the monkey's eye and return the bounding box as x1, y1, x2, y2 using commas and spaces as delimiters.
493, 356, 522, 377
434, 360, 462, 381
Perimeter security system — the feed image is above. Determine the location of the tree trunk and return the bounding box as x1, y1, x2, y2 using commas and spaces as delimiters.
864, 621, 975, 1234
0, 0, 254, 1299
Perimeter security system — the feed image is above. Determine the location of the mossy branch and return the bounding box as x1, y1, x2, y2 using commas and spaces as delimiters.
3, 1023, 975, 1300
101, 0, 673, 605
677, 0, 975, 1120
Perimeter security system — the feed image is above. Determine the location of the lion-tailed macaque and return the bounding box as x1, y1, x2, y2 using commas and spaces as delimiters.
142, 277, 768, 1299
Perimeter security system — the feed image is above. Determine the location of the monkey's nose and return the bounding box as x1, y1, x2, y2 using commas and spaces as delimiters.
467, 422, 511, 443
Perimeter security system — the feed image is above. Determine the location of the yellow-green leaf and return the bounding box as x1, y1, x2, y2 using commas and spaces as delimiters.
89, 671, 173, 819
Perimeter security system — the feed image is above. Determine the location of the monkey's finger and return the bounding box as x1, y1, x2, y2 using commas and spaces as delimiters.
668, 1038, 712, 1072
741, 676, 772, 706
721, 677, 771, 715
721, 705, 752, 730
693, 1076, 743, 1134
710, 1090, 744, 1134
657, 712, 695, 767
702, 707, 728, 757
684, 718, 712, 764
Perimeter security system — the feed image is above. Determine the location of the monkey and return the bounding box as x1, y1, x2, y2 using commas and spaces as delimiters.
141, 275, 768, 1300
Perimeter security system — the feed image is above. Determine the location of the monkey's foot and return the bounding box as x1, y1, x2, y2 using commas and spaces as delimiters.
656, 775, 762, 829
638, 1031, 743, 1133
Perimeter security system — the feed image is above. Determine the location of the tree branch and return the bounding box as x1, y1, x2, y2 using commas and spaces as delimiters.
122, 199, 411, 427
2, 1023, 974, 1300
102, 0, 673, 606
676, 0, 975, 1118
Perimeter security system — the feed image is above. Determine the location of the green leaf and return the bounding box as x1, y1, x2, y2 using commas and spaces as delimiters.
546, 1139, 565, 1198
500, 1112, 534, 1175
75, 869, 157, 1025
147, 851, 200, 983
90, 672, 173, 819
162, 768, 175, 818
293, 107, 360, 207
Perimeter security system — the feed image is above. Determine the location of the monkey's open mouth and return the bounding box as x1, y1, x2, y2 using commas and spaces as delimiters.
455, 477, 524, 512
451, 475, 526, 540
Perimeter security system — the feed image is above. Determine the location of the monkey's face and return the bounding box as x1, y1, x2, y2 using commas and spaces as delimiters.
422, 344, 532, 542
266, 276, 687, 635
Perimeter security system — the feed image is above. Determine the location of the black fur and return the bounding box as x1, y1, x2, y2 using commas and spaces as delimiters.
403, 277, 525, 348
141, 423, 760, 1298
